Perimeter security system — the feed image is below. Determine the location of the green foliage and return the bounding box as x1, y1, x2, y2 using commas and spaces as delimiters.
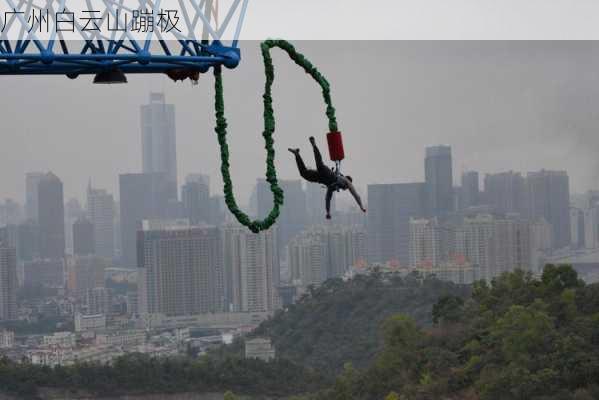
252, 273, 469, 374
223, 390, 237, 400
0, 354, 324, 399
432, 295, 464, 324
385, 391, 400, 400
318, 265, 599, 400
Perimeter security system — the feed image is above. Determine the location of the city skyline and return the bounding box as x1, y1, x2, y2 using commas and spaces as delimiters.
1, 42, 599, 204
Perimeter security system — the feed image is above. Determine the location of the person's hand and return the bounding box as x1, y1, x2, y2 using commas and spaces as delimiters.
361, 207, 367, 213
326, 213, 331, 220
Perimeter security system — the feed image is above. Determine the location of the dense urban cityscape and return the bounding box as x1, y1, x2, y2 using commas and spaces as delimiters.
0, 91, 597, 373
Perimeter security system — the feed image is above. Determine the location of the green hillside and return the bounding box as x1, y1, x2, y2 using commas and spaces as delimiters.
253, 271, 471, 374
309, 265, 599, 400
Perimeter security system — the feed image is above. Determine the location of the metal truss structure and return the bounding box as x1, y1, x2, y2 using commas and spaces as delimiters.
0, 0, 247, 79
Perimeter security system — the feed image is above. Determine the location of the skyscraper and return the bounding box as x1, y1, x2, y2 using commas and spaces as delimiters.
0, 244, 17, 321
483, 171, 527, 216
0, 199, 22, 226
66, 255, 108, 299
23, 259, 65, 287
73, 217, 95, 256
185, 174, 210, 187
64, 198, 85, 255
288, 225, 366, 288
138, 225, 224, 316
181, 180, 210, 225
409, 218, 442, 267
141, 92, 177, 199
119, 173, 170, 268
526, 170, 571, 249
16, 220, 40, 262
367, 183, 426, 265
87, 184, 115, 258
288, 231, 328, 287
488, 218, 532, 278
37, 172, 65, 260
454, 214, 532, 281
453, 214, 496, 281
425, 145, 453, 217
25, 172, 44, 222
222, 225, 279, 312
459, 171, 480, 210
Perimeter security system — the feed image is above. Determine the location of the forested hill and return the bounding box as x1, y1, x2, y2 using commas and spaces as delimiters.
309, 265, 599, 400
252, 271, 471, 374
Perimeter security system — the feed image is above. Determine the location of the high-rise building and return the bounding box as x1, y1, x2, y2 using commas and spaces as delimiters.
0, 225, 18, 251
66, 255, 107, 298
530, 218, 553, 272
73, 218, 95, 256
454, 214, 532, 281
570, 206, 584, 249
453, 214, 495, 281
257, 179, 307, 250
483, 171, 527, 216
138, 225, 224, 316
87, 184, 115, 258
37, 172, 65, 260
85, 287, 111, 315
25, 172, 44, 222
288, 225, 366, 287
367, 183, 426, 265
459, 171, 480, 210
119, 173, 170, 268
425, 145, 453, 216
17, 221, 39, 262
222, 225, 279, 312
526, 170, 571, 249
0, 244, 17, 321
181, 180, 210, 225
288, 231, 328, 287
64, 198, 85, 255
0, 199, 22, 226
136, 267, 147, 315
488, 218, 532, 278
141, 92, 177, 199
582, 207, 599, 249
409, 218, 442, 267
23, 259, 64, 287
185, 174, 210, 187
208, 195, 226, 225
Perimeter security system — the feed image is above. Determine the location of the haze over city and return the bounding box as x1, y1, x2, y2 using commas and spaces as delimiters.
1, 41, 599, 204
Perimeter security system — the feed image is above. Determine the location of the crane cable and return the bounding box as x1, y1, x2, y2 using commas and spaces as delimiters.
213, 39, 339, 233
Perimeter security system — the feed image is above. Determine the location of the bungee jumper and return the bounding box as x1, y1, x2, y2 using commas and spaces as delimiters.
213, 39, 366, 233
289, 137, 366, 219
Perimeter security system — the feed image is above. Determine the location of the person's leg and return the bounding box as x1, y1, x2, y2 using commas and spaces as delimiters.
289, 148, 319, 182
310, 137, 336, 183
310, 137, 326, 171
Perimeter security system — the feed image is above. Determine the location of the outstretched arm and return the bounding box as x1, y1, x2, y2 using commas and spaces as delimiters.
347, 181, 366, 212
325, 187, 334, 219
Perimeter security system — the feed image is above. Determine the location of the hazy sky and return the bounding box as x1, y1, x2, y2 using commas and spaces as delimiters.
1, 41, 599, 206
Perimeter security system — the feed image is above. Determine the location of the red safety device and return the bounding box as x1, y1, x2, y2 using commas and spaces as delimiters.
327, 131, 345, 162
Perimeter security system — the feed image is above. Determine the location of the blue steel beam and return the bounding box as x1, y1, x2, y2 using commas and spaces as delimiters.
0, 40, 240, 76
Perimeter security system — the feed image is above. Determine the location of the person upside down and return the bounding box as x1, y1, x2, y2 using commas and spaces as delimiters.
289, 136, 366, 219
